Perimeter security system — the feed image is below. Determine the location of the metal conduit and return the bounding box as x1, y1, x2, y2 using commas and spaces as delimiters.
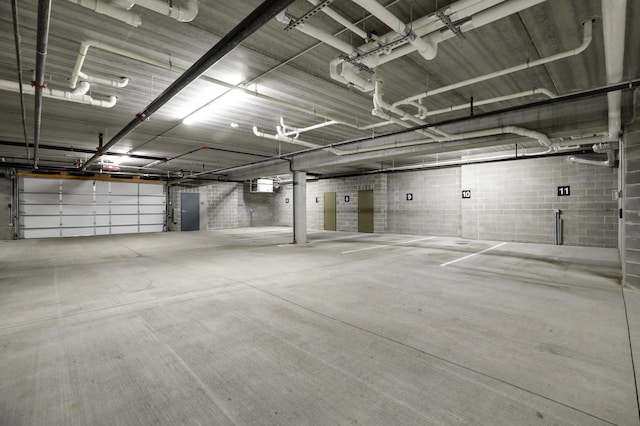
11, 0, 30, 162
81, 0, 295, 171
33, 0, 53, 170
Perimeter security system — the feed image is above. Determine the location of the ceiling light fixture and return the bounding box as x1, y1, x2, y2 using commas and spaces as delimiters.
230, 122, 239, 128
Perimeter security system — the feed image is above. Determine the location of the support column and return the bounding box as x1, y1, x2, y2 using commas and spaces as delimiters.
293, 171, 307, 244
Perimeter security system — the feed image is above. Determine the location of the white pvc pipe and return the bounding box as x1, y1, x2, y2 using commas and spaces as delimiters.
0, 79, 117, 108
307, 0, 368, 40
136, 0, 198, 22
411, 88, 557, 118
602, 0, 626, 139
70, 41, 130, 89
253, 126, 324, 149
77, 71, 129, 88
396, 18, 592, 105
66, 0, 141, 27
352, 0, 437, 60
279, 117, 338, 136
276, 12, 354, 54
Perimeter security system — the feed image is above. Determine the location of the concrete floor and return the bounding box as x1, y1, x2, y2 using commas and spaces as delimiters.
0, 227, 639, 425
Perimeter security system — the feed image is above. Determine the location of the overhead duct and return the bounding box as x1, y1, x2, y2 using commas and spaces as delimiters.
81, 0, 297, 171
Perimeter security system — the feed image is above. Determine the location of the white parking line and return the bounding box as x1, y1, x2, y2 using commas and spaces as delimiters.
440, 242, 508, 267
341, 236, 435, 254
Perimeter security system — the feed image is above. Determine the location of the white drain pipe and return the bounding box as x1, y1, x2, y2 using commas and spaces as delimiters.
396, 18, 593, 106
136, 0, 198, 22
0, 79, 117, 107
67, 0, 197, 27
66, 0, 142, 26
351, 0, 437, 61
70, 41, 131, 90
307, 0, 368, 41
602, 0, 626, 140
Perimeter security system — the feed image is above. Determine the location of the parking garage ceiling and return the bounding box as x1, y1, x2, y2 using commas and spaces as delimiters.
0, 0, 638, 181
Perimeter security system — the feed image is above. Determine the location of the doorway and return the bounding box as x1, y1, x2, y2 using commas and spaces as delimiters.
324, 192, 336, 231
180, 193, 200, 231
358, 190, 374, 233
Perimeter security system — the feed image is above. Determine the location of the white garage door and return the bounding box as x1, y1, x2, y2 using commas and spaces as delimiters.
19, 177, 166, 239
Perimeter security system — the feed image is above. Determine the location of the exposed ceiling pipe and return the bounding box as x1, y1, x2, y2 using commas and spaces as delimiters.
307, 0, 368, 41
278, 117, 338, 137
568, 148, 616, 167
11, 0, 30, 162
396, 18, 593, 106
602, 0, 626, 140
0, 80, 117, 108
66, 0, 142, 27
253, 126, 326, 150
276, 12, 354, 54
81, 0, 297, 171
72, 40, 390, 133
33, 0, 53, 170
406, 88, 557, 119
351, 0, 437, 61
135, 0, 198, 22
568, 0, 625, 166
70, 40, 131, 89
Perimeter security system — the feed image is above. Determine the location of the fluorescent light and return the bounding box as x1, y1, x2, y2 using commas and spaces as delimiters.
230, 122, 239, 128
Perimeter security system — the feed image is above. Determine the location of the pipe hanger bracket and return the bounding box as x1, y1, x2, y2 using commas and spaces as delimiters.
284, 0, 336, 32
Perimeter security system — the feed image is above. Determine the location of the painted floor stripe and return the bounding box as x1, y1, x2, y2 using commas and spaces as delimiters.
440, 242, 508, 267
341, 236, 435, 254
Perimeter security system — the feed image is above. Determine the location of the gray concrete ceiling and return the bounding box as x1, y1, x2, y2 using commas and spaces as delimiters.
0, 0, 638, 180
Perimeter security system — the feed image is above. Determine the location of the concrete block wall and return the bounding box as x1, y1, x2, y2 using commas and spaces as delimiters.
273, 183, 293, 226
0, 169, 14, 240
170, 181, 276, 231
624, 123, 640, 289
304, 174, 387, 232
386, 167, 461, 236
462, 157, 618, 246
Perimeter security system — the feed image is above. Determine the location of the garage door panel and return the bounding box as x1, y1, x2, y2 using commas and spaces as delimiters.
61, 216, 94, 227
62, 180, 94, 194
140, 214, 164, 225
22, 193, 59, 204
111, 225, 138, 234
20, 178, 165, 239
21, 204, 59, 215
140, 204, 164, 214
140, 224, 163, 233
24, 228, 60, 239
110, 182, 138, 195
111, 205, 138, 214
22, 216, 59, 228
61, 227, 94, 237
111, 215, 138, 226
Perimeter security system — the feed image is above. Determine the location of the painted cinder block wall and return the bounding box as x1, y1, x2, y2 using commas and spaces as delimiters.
171, 155, 619, 248
169, 181, 274, 231
0, 169, 13, 240
461, 156, 618, 246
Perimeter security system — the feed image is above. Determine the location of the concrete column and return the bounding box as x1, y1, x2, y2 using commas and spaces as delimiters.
624, 120, 640, 289
293, 171, 307, 244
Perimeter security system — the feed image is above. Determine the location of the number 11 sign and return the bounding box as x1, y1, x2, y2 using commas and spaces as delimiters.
557, 186, 570, 196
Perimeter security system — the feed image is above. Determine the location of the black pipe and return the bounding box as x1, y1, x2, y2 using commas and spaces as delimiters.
11, 0, 30, 161
81, 0, 295, 171
0, 140, 166, 161
33, 0, 52, 170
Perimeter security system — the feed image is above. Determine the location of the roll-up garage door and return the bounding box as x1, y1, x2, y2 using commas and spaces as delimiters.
19, 176, 166, 239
